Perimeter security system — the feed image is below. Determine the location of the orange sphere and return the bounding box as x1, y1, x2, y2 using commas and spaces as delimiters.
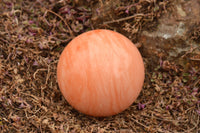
57, 29, 144, 117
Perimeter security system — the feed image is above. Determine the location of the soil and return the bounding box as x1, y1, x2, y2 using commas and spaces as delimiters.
0, 0, 199, 132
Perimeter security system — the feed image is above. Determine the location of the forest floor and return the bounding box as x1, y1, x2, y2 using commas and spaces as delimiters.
0, 0, 200, 132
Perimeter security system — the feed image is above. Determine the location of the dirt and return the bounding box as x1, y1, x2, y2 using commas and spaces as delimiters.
0, 0, 199, 132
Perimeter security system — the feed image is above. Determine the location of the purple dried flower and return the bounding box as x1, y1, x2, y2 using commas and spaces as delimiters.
193, 87, 198, 92
176, 95, 181, 99
7, 99, 12, 105
33, 61, 39, 66
19, 102, 26, 108
190, 67, 197, 74
38, 43, 43, 49
96, 8, 100, 15
166, 105, 169, 110
16, 50, 22, 55
1, 96, 5, 100
5, 2, 12, 8
125, 4, 135, 14
125, 9, 129, 14
24, 56, 29, 63
26, 38, 31, 43
28, 28, 37, 36
9, 12, 14, 17
29, 32, 37, 36
29, 20, 34, 24
174, 87, 178, 91
191, 92, 197, 96
60, 10, 69, 14
59, 6, 71, 14
138, 103, 145, 110
47, 58, 52, 64
76, 16, 86, 22
178, 82, 183, 86
18, 34, 22, 39
197, 110, 200, 116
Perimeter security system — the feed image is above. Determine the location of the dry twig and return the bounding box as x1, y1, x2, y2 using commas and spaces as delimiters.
103, 13, 144, 24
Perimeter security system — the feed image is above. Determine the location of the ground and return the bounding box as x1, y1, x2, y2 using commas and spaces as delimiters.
0, 0, 200, 132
